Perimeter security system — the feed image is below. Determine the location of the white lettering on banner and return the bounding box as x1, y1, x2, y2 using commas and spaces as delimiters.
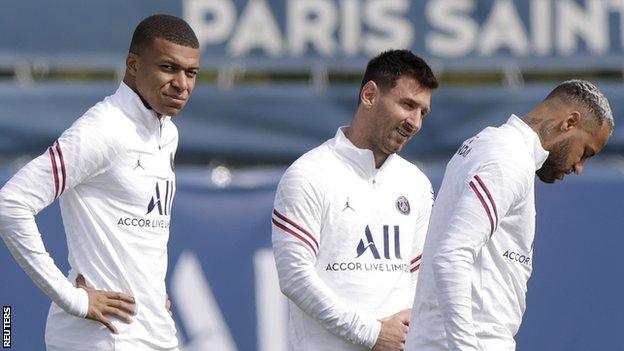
557, 0, 608, 55
254, 250, 289, 351
427, 0, 616, 58
171, 251, 237, 351
340, 0, 361, 56
183, 0, 412, 58
531, 0, 552, 55
363, 0, 412, 56
478, 0, 530, 56
288, 0, 337, 57
172, 250, 290, 350
184, 0, 236, 45
182, 0, 624, 59
228, 0, 283, 57
426, 0, 478, 57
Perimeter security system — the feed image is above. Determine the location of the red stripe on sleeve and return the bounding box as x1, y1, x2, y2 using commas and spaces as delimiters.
272, 209, 319, 249
55, 141, 67, 195
474, 175, 498, 227
469, 181, 494, 237
410, 264, 420, 273
272, 219, 318, 256
48, 147, 59, 199
411, 254, 422, 264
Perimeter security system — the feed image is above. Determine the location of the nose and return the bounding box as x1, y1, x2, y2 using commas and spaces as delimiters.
573, 162, 584, 175
171, 71, 189, 92
405, 112, 423, 134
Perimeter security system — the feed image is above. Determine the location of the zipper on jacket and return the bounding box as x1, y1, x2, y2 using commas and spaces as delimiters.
158, 117, 163, 150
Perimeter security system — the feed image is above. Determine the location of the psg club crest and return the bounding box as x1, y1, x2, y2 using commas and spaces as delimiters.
395, 196, 410, 215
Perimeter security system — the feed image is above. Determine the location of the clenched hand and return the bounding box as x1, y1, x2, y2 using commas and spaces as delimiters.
372, 308, 411, 351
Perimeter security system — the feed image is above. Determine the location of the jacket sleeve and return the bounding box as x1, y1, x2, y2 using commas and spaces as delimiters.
0, 114, 117, 317
271, 163, 381, 349
430, 160, 529, 351
409, 180, 434, 296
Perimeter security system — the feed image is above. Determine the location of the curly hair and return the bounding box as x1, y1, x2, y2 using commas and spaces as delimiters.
546, 80, 614, 132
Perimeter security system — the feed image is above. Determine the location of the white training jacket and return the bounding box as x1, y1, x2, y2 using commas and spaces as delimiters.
406, 115, 549, 351
272, 128, 433, 351
0, 83, 179, 351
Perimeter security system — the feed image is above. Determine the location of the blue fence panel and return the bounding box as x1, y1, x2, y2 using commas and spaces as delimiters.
0, 82, 623, 163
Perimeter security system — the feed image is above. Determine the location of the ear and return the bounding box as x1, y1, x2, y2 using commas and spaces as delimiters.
126, 53, 139, 77
561, 111, 581, 132
360, 81, 378, 109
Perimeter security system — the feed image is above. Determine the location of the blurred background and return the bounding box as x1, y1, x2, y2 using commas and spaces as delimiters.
0, 0, 623, 350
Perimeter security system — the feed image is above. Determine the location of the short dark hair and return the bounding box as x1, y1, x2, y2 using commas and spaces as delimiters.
546, 79, 614, 132
129, 14, 199, 54
359, 50, 438, 99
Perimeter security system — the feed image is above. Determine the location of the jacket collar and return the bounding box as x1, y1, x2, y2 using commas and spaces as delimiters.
505, 115, 549, 170
331, 127, 397, 183
111, 82, 170, 129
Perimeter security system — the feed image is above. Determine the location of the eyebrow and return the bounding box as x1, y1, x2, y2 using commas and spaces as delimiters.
399, 98, 416, 105
402, 98, 431, 116
160, 60, 199, 71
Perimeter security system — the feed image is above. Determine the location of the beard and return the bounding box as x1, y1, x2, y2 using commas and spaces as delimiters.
536, 137, 572, 183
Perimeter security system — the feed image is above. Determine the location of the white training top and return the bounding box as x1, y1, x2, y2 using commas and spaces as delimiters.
272, 128, 433, 351
0, 83, 179, 351
406, 115, 549, 351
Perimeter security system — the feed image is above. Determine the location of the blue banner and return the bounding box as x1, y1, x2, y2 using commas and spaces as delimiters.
1, 0, 624, 69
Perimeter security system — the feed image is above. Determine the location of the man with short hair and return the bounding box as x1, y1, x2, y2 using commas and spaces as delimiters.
405, 80, 614, 351
272, 49, 438, 351
0, 14, 200, 350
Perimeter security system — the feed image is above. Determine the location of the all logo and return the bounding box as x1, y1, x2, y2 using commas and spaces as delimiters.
395, 196, 410, 215
147, 180, 175, 215
355, 225, 402, 259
